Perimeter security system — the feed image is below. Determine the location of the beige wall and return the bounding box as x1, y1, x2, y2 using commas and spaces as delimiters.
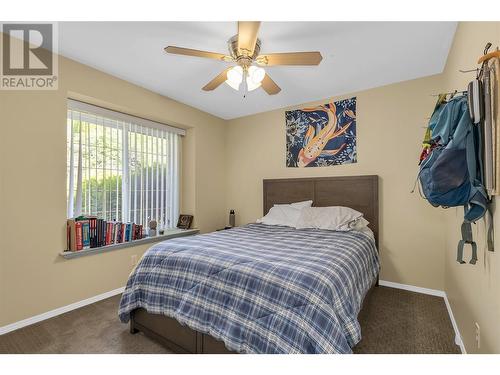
0, 49, 227, 327
225, 74, 447, 291
440, 22, 500, 353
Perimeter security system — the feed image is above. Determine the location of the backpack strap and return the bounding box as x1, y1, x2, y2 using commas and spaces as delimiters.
486, 205, 494, 252
458, 207, 494, 265
461, 93, 491, 260
464, 186, 488, 222
457, 220, 478, 264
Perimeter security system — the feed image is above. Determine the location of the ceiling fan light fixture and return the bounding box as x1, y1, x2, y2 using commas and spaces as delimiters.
246, 77, 261, 91
248, 65, 265, 84
225, 78, 241, 91
226, 66, 243, 90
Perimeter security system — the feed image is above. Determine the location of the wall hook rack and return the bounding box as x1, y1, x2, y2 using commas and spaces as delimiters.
459, 68, 479, 74
430, 90, 467, 97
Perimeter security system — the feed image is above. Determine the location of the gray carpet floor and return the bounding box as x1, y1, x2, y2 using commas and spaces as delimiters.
354, 286, 460, 354
0, 286, 460, 354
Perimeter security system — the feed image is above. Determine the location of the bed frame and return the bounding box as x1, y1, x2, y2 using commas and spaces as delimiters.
129, 175, 379, 353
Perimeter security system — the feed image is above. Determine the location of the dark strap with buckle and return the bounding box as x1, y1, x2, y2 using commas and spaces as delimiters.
457, 221, 478, 265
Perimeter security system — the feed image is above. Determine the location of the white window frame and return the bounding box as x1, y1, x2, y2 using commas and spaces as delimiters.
67, 99, 184, 228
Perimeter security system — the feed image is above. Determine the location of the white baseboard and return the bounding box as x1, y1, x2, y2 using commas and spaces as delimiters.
379, 279, 465, 354
443, 294, 466, 354
0, 287, 125, 336
379, 280, 445, 297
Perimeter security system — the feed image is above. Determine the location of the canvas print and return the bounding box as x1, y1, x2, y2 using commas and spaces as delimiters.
285, 97, 357, 167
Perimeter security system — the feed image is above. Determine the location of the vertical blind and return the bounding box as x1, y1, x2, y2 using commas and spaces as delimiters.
67, 100, 184, 229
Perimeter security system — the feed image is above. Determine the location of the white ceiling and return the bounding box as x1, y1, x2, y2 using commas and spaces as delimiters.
58, 22, 457, 120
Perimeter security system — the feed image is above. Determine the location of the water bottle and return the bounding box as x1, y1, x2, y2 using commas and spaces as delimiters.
229, 209, 235, 227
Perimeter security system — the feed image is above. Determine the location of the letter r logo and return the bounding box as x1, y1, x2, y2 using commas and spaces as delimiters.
2, 24, 53, 76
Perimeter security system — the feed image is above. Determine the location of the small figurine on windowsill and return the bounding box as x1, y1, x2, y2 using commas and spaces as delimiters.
148, 218, 157, 237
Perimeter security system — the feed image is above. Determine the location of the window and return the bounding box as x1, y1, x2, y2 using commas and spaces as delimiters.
67, 100, 184, 229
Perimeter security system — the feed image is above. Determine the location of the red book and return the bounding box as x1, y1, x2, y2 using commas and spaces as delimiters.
104, 223, 108, 245
75, 222, 83, 251
106, 223, 112, 245
121, 224, 126, 243
132, 224, 136, 240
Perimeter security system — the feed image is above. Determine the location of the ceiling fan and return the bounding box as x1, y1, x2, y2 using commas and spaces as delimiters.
165, 21, 323, 96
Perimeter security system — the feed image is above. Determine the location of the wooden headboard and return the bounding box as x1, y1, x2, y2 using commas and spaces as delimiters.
263, 175, 379, 244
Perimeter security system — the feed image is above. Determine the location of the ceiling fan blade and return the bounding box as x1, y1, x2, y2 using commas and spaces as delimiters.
256, 52, 323, 66
202, 67, 232, 91
261, 73, 281, 95
165, 46, 232, 62
237, 21, 261, 56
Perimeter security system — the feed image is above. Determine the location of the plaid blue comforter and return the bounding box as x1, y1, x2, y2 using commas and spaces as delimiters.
119, 223, 379, 353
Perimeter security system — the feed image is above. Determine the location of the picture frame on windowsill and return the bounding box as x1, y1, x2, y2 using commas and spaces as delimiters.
177, 214, 193, 229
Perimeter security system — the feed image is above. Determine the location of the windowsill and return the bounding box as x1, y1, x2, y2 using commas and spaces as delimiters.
60, 228, 199, 259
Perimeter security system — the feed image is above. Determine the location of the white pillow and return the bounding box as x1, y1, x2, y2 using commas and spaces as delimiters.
256, 205, 304, 227
295, 206, 368, 231
274, 200, 313, 209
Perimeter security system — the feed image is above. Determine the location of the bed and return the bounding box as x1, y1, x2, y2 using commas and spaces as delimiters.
119, 175, 380, 353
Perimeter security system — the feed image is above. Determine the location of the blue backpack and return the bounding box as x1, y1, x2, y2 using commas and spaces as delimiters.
418, 94, 492, 264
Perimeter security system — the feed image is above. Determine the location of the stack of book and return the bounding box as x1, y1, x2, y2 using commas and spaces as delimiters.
66, 216, 144, 251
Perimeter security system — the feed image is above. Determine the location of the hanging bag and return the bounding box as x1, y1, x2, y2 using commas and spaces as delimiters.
418, 94, 489, 264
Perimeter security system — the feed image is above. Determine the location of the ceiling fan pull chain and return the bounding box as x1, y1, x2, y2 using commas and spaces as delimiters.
242, 70, 248, 98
